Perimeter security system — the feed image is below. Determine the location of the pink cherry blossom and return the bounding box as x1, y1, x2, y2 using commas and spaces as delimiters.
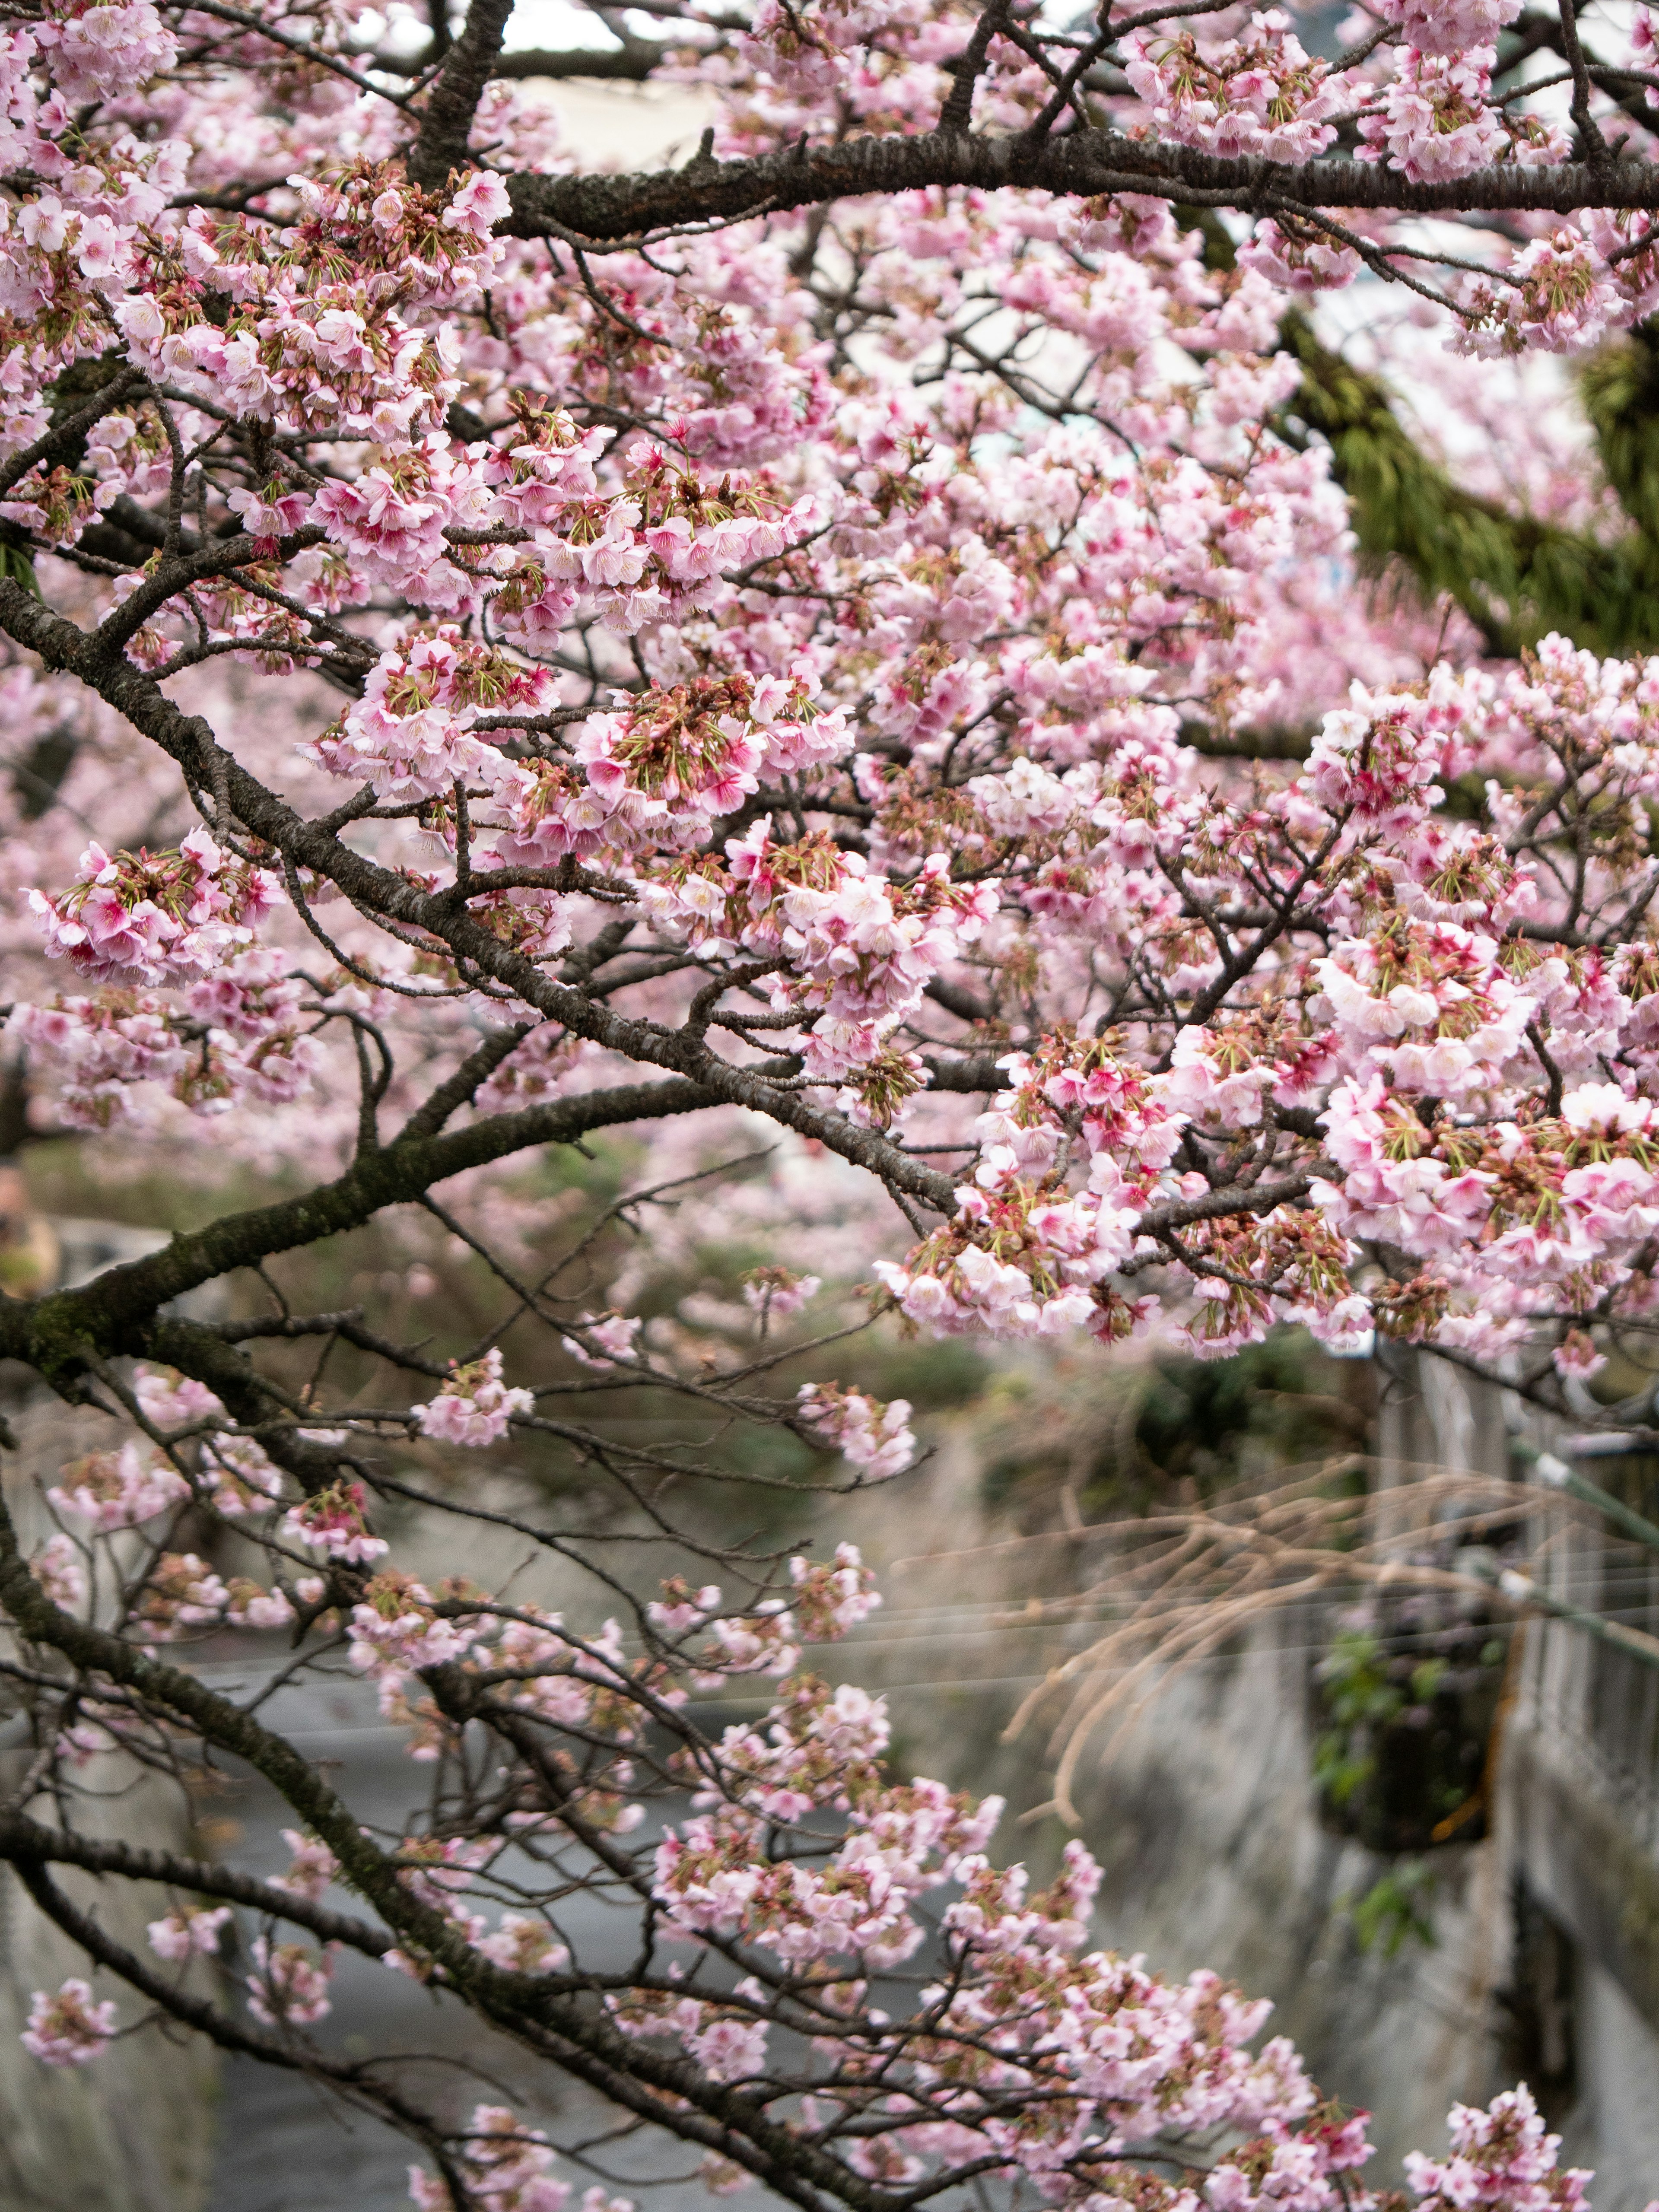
48, 1443, 188, 1531
22, 1979, 118, 2066
29, 1531, 86, 1609
796, 1383, 916, 1479
416, 1346, 534, 1445
245, 1938, 334, 2027
279, 1481, 388, 1564
147, 1905, 233, 1962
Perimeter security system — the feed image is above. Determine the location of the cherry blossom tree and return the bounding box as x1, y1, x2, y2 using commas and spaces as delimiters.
2, 0, 1659, 2200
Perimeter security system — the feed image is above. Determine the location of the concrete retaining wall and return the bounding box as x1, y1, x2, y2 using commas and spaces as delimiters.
0, 1219, 223, 2212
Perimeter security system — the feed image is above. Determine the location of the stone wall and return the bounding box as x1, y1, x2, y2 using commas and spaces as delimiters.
807, 1349, 1659, 2201
0, 1789, 220, 2212
1502, 1448, 1659, 2203
0, 1219, 222, 2212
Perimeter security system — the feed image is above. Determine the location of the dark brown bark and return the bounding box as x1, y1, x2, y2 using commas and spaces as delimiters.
408, 0, 516, 191
498, 127, 1659, 245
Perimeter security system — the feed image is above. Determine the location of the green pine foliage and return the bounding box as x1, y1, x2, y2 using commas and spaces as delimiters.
1578, 323, 1659, 547
1180, 208, 1659, 658
1283, 311, 1659, 658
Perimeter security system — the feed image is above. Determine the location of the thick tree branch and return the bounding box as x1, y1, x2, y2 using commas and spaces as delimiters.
1182, 722, 1313, 761
409, 0, 517, 191
499, 128, 1659, 245
490, 43, 660, 77
380, 40, 665, 79
24, 1077, 710, 1360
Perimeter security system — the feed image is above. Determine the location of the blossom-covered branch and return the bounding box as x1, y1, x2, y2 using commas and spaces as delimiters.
0, 0, 1656, 2198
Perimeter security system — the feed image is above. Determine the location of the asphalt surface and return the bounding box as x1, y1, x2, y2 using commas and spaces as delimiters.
196, 1656, 742, 2212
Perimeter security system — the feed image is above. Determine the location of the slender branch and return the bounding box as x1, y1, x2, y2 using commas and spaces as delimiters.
0, 1809, 394, 1958
0, 369, 145, 504
179, 0, 416, 108
385, 40, 667, 79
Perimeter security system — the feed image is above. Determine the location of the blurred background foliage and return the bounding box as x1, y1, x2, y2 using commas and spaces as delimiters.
19, 1131, 988, 1542
977, 1330, 1373, 1527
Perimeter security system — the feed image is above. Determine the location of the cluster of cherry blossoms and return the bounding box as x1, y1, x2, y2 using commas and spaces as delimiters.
741, 1265, 820, 1325
133, 1549, 293, 1639
147, 1903, 233, 1962
872, 1036, 1183, 1340
1405, 2090, 1592, 2212
113, 167, 509, 448
48, 1441, 188, 1530
245, 1936, 335, 2027
833, 634, 1659, 1364
640, 821, 998, 1096
407, 2106, 633, 2212
795, 1382, 916, 1479
280, 1479, 390, 1565
416, 1348, 535, 1446
10, 947, 321, 1126
22, 1978, 118, 2066
29, 833, 279, 989
1123, 13, 1349, 164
